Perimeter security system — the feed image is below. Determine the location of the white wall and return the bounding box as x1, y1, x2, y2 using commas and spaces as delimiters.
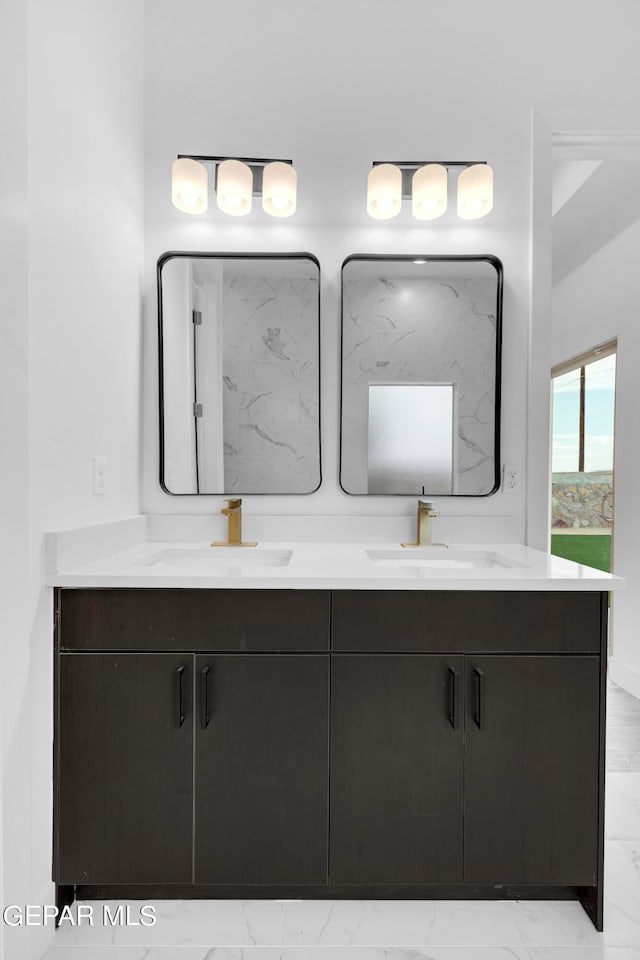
0, 0, 29, 957
143, 0, 534, 532
141, 0, 640, 543
552, 215, 640, 697
0, 1, 144, 957
29, 0, 144, 530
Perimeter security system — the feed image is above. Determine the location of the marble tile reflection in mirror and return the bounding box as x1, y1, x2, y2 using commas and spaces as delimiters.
340, 255, 502, 496
158, 253, 321, 494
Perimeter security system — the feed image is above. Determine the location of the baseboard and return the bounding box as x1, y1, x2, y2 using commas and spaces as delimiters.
77, 882, 581, 901
609, 656, 640, 699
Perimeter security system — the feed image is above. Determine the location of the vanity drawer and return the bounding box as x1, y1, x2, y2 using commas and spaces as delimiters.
331, 590, 603, 654
58, 588, 331, 652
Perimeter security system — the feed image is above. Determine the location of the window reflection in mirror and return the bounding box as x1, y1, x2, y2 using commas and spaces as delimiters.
158, 253, 321, 495
367, 383, 455, 494
340, 255, 502, 496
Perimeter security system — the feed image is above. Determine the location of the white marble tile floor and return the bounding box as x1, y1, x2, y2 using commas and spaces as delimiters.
40, 688, 640, 960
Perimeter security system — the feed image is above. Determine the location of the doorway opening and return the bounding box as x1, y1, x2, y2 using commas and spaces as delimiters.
550, 339, 617, 588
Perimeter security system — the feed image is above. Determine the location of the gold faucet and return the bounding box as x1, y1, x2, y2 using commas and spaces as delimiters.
401, 499, 448, 548
211, 498, 257, 547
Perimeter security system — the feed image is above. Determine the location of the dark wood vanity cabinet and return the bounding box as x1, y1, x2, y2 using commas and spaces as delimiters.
330, 653, 600, 889
463, 655, 600, 886
56, 651, 329, 887
330, 654, 465, 884
55, 590, 330, 888
54, 587, 607, 929
194, 654, 328, 884
57, 652, 193, 884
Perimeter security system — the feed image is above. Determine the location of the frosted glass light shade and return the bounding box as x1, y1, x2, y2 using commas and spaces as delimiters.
216, 159, 252, 216
412, 164, 448, 220
367, 164, 402, 219
262, 161, 297, 217
171, 158, 208, 214
457, 163, 493, 219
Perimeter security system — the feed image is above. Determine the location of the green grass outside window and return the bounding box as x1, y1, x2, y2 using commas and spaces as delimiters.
550, 534, 611, 573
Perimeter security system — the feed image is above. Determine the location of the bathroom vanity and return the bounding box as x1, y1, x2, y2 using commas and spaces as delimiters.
48, 539, 617, 930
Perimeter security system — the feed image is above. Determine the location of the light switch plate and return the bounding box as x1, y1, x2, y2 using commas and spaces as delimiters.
93, 456, 106, 495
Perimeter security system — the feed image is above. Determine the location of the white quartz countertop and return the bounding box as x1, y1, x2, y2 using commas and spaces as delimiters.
45, 539, 624, 591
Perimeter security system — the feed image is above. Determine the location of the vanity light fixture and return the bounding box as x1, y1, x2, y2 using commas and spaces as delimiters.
171, 157, 208, 214
262, 161, 297, 217
367, 163, 403, 219
216, 159, 253, 216
367, 161, 493, 221
412, 163, 448, 220
171, 155, 298, 218
457, 163, 494, 219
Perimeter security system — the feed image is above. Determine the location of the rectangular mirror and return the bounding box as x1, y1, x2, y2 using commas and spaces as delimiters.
158, 252, 321, 494
340, 255, 502, 496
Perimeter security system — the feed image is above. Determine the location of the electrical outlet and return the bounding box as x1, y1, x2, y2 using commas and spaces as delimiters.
503, 464, 521, 494
93, 456, 107, 495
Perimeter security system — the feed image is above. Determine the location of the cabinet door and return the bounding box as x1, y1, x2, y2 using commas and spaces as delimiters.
57, 653, 193, 884
330, 654, 464, 883
194, 654, 329, 883
465, 655, 600, 885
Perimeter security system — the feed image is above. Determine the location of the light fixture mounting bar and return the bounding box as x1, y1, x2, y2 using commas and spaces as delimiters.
371, 161, 487, 168
177, 155, 293, 166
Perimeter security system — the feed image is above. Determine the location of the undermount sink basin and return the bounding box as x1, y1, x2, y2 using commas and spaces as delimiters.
136, 547, 292, 570
366, 549, 529, 570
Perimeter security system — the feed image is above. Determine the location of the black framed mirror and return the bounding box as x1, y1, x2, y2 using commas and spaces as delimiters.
158, 252, 321, 495
340, 254, 502, 496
